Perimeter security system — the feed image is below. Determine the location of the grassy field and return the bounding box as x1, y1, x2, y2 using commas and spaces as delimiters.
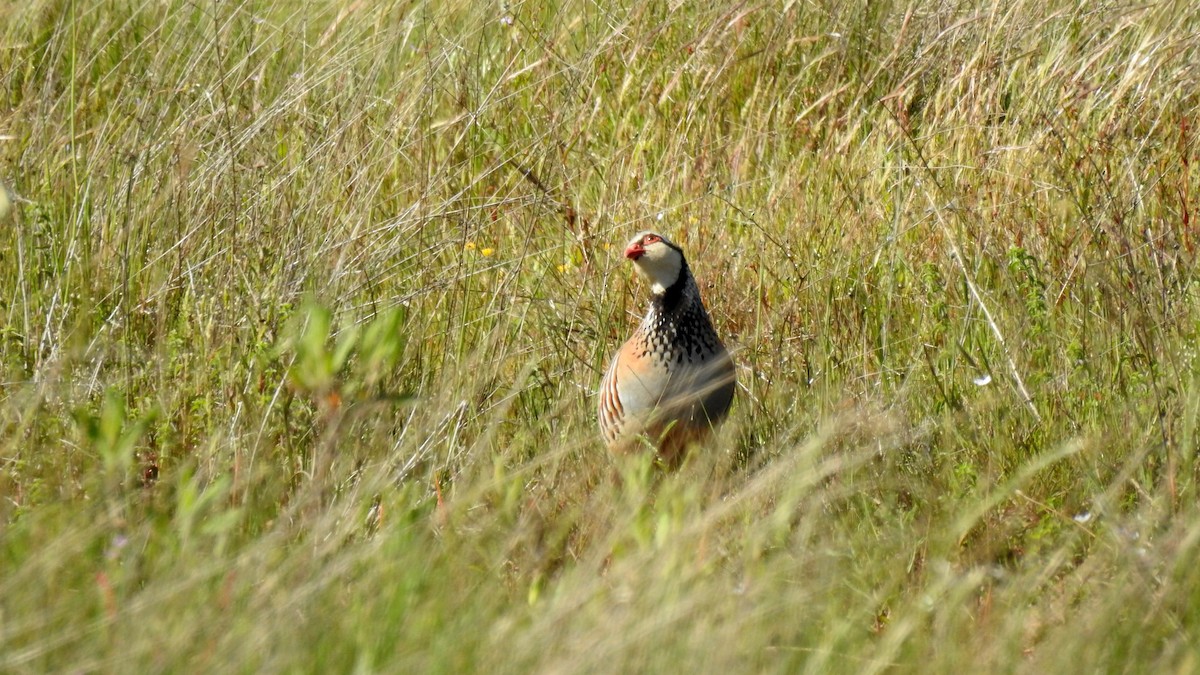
2, 0, 1200, 671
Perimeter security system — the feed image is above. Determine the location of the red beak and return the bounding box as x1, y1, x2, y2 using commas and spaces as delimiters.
624, 243, 645, 260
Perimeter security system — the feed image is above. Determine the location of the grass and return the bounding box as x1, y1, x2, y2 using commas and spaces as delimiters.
1, 0, 1199, 670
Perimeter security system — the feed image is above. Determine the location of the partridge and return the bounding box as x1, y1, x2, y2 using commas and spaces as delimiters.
598, 231, 736, 463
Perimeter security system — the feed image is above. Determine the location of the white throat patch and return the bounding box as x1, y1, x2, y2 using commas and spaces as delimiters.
634, 246, 683, 296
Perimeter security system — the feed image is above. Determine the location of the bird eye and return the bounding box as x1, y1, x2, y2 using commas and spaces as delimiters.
644, 234, 661, 244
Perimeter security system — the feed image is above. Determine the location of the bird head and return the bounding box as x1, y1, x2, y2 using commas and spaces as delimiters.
624, 231, 684, 296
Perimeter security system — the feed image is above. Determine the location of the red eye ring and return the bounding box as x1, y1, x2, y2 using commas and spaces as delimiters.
644, 234, 661, 244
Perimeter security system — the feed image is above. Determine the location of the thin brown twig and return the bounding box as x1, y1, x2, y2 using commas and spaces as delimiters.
510, 159, 593, 269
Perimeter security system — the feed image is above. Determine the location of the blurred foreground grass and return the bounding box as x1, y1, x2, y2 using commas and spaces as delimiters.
2, 0, 1200, 671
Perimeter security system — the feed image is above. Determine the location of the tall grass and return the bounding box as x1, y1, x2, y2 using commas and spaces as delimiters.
2, 0, 1199, 670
